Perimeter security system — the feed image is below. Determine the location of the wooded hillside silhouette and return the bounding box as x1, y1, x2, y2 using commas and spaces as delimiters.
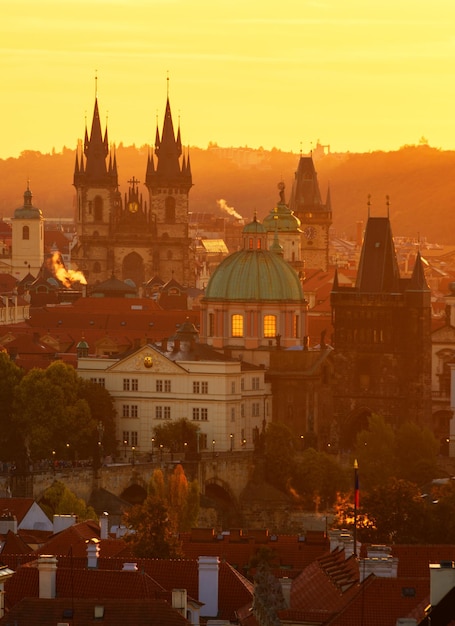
1, 143, 454, 244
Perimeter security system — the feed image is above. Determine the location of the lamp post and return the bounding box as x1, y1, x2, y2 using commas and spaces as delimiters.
97, 421, 104, 466
52, 450, 56, 474
184, 441, 188, 457
123, 440, 127, 460
151, 437, 155, 461
212, 439, 215, 458
131, 446, 135, 466
353, 459, 359, 558
230, 433, 233, 452
159, 444, 163, 462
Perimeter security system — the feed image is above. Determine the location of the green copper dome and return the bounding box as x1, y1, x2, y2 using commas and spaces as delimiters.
263, 183, 301, 232
205, 248, 304, 301
14, 185, 43, 220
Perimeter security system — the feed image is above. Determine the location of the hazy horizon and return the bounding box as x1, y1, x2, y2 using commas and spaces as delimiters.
3, 1, 455, 160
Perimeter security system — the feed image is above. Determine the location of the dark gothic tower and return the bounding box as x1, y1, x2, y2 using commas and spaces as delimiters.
72, 87, 195, 289
330, 210, 432, 449
145, 95, 194, 285
289, 155, 332, 271
73, 97, 120, 279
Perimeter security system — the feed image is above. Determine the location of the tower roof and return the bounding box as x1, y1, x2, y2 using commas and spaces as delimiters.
289, 155, 323, 214
355, 216, 400, 292
74, 97, 116, 188
13, 183, 43, 220
145, 95, 192, 190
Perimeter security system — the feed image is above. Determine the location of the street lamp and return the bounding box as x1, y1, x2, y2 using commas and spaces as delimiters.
131, 446, 135, 466
123, 440, 127, 459
151, 437, 155, 461
159, 444, 163, 462
230, 433, 233, 452
212, 439, 215, 458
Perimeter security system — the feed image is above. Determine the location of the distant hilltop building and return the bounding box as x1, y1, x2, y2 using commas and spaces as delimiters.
71, 90, 194, 289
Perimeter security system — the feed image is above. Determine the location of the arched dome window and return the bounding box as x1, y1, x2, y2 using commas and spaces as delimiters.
231, 314, 244, 337
22, 225, 29, 240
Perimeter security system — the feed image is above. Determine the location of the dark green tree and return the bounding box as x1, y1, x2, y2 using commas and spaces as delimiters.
153, 417, 199, 453
263, 421, 298, 492
360, 477, 430, 543
0, 352, 23, 459
293, 448, 350, 511
353, 414, 397, 491
394, 421, 439, 486
39, 480, 97, 521
12, 361, 116, 465
77, 377, 117, 457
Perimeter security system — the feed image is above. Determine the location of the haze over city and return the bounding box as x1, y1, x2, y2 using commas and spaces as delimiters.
3, 0, 455, 160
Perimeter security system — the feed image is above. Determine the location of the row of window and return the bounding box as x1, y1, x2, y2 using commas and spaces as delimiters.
208, 313, 300, 339
121, 404, 263, 421
121, 379, 210, 394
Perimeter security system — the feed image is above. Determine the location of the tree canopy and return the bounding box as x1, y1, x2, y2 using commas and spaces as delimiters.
0, 359, 117, 467
123, 465, 199, 558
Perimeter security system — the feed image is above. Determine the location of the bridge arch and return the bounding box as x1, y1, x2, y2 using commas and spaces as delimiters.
204, 477, 242, 527
340, 406, 372, 452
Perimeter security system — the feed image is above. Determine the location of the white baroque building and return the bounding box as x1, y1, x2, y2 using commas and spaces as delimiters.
76, 320, 269, 456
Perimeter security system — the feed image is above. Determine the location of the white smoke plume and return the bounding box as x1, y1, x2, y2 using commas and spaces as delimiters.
50, 251, 87, 287
216, 198, 243, 221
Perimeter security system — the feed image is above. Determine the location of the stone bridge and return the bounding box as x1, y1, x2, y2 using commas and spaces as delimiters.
7, 451, 256, 511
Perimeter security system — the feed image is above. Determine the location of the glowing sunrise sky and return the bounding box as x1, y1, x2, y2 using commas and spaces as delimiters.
2, 0, 455, 159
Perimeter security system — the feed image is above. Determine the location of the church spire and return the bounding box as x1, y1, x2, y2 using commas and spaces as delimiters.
145, 91, 192, 191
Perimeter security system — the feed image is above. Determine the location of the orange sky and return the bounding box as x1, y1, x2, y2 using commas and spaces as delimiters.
2, 0, 455, 159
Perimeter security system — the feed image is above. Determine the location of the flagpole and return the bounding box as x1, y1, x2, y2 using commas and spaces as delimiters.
354, 458, 359, 558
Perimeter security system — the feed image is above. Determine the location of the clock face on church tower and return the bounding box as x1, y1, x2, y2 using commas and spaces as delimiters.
303, 226, 317, 241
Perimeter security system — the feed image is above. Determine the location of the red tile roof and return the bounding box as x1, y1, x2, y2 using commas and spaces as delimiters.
0, 597, 191, 626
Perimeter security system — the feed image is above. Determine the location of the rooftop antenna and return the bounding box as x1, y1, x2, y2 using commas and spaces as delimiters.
386, 195, 390, 218
95, 69, 98, 98
299, 141, 303, 156
367, 194, 371, 218
167, 71, 170, 98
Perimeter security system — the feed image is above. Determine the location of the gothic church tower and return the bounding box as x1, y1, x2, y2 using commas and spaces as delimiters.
72, 89, 194, 288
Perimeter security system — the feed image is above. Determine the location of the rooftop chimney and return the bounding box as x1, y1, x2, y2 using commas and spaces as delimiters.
99, 512, 109, 540
37, 555, 58, 599
86, 539, 100, 569
0, 513, 17, 535
198, 556, 220, 617
279, 577, 292, 608
360, 545, 398, 581
122, 562, 138, 571
53, 514, 77, 534
172, 589, 187, 617
430, 561, 455, 607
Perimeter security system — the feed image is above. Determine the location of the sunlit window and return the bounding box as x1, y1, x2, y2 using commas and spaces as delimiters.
231, 314, 244, 337
263, 315, 277, 337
